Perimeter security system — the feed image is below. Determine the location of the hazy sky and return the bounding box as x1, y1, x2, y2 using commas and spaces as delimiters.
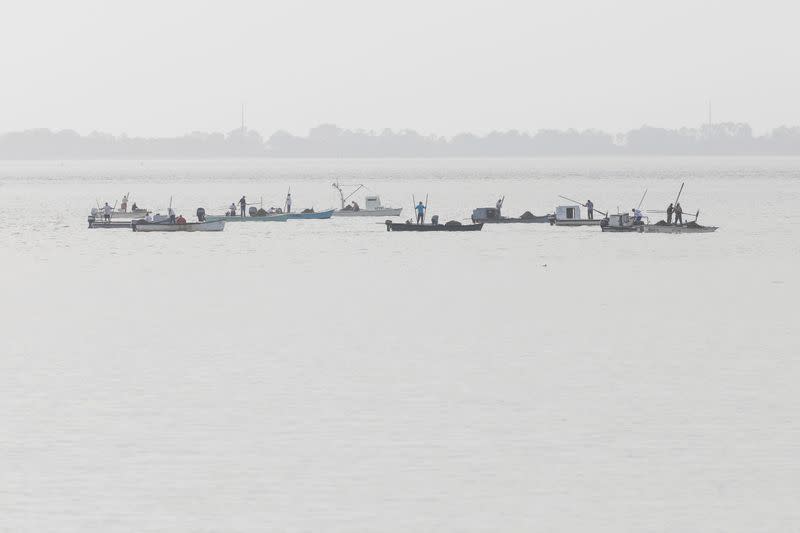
2, 0, 798, 137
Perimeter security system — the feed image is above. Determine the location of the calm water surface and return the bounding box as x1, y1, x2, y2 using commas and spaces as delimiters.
1, 158, 799, 532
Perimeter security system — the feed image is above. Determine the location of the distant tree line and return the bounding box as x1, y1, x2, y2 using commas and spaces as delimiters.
2, 123, 800, 158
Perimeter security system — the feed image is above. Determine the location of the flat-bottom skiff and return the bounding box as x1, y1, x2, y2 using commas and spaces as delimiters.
386, 220, 483, 232
132, 220, 225, 232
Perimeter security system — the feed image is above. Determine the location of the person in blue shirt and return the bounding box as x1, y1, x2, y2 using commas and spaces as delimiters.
415, 201, 426, 224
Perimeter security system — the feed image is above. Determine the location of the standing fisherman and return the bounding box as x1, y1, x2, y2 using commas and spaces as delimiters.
239, 196, 247, 218
102, 202, 113, 222
586, 199, 594, 220
666, 203, 674, 224
285, 192, 292, 214
674, 202, 683, 225
120, 194, 128, 213
168, 205, 176, 223
415, 201, 426, 224
495, 197, 503, 217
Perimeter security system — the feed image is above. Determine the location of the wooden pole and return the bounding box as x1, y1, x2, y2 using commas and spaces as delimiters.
646, 209, 698, 219
637, 189, 648, 209
674, 182, 685, 205
558, 195, 607, 217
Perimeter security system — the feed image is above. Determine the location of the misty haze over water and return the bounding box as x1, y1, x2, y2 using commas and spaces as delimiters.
4, 122, 800, 159
5, 0, 800, 530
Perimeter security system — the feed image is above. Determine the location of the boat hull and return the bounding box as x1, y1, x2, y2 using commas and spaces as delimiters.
88, 217, 136, 229
334, 207, 403, 217
132, 221, 225, 232
601, 224, 645, 232
643, 224, 718, 233
205, 214, 288, 222
386, 221, 483, 232
286, 209, 335, 220
552, 219, 604, 227
476, 215, 552, 224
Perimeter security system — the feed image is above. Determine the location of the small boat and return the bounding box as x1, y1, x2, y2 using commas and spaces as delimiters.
205, 213, 288, 222
641, 183, 718, 233
600, 212, 646, 232
132, 220, 225, 232
601, 213, 717, 233
471, 207, 552, 224
385, 219, 483, 232
87, 215, 137, 229
286, 208, 335, 220
332, 182, 403, 217
90, 207, 149, 220
550, 205, 603, 226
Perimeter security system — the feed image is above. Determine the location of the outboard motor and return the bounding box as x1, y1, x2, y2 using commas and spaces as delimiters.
196, 207, 206, 222
431, 215, 439, 225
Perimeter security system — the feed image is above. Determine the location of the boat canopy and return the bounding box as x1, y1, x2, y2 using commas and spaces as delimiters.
472, 207, 500, 220
607, 213, 631, 227
555, 205, 582, 220
365, 196, 382, 210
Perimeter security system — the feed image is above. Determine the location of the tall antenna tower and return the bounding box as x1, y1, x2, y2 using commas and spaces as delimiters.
708, 99, 712, 126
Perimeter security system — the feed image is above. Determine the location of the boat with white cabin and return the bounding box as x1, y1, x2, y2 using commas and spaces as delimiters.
332, 182, 402, 217
550, 205, 604, 226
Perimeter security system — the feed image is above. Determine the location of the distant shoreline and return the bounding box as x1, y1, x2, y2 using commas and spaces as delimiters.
2, 123, 800, 159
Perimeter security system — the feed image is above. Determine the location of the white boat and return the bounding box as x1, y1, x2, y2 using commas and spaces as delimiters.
331, 182, 402, 217
132, 220, 225, 232
550, 205, 603, 226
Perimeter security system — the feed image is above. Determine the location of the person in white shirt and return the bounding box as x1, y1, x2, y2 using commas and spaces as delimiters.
145, 213, 153, 222
632, 208, 643, 223
102, 202, 113, 222
168, 207, 176, 223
